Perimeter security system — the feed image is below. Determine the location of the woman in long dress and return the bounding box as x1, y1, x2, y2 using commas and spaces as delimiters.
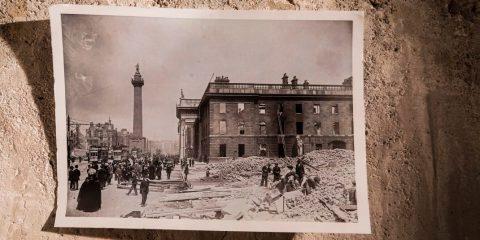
76, 173, 102, 212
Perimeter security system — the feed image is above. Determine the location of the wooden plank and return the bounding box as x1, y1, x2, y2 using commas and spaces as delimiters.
149, 179, 184, 184
159, 192, 232, 202
143, 207, 223, 218
318, 198, 350, 222
179, 187, 211, 193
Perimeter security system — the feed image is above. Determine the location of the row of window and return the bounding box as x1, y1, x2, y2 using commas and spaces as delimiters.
218, 143, 331, 158
218, 103, 348, 115
218, 120, 346, 135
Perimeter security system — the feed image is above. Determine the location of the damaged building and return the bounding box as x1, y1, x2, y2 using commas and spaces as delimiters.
177, 74, 354, 161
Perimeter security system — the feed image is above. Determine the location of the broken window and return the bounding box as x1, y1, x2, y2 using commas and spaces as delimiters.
238, 144, 245, 157
259, 122, 266, 135
239, 122, 245, 135
315, 144, 322, 150
259, 103, 266, 114
313, 104, 320, 114
314, 122, 322, 135
219, 144, 226, 157
238, 103, 245, 113
259, 144, 267, 156
278, 144, 285, 158
219, 120, 226, 135
333, 122, 340, 135
219, 103, 226, 113
295, 104, 303, 114
331, 104, 339, 114
296, 122, 304, 135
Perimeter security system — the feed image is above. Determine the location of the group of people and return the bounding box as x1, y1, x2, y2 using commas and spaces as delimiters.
260, 159, 322, 195
260, 160, 305, 187
74, 154, 179, 212
116, 158, 174, 185
74, 161, 117, 212
122, 158, 175, 207
68, 165, 81, 190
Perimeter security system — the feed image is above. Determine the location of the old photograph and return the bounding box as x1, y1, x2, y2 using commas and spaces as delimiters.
51, 5, 369, 233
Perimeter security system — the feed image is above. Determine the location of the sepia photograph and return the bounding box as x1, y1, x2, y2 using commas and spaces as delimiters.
51, 5, 369, 233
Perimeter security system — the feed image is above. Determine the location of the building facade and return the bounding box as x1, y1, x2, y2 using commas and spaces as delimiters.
85, 119, 119, 149
176, 95, 200, 160
176, 75, 354, 161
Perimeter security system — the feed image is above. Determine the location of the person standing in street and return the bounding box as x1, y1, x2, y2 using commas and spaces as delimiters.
148, 163, 156, 180
97, 165, 107, 189
139, 175, 150, 207
68, 166, 75, 190
106, 163, 113, 185
155, 162, 162, 180
73, 165, 81, 190
127, 173, 138, 195
77, 173, 101, 212
165, 161, 173, 180
184, 164, 189, 181
115, 164, 123, 184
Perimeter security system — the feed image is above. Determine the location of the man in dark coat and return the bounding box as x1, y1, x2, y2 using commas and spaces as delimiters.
107, 163, 113, 185
260, 163, 271, 187
295, 160, 305, 182
272, 163, 281, 182
140, 176, 150, 207
148, 163, 156, 180
127, 173, 138, 195
155, 163, 162, 180
184, 164, 189, 181
73, 165, 81, 190
165, 161, 173, 180
284, 165, 299, 192
68, 166, 75, 190
97, 165, 107, 189
76, 174, 101, 212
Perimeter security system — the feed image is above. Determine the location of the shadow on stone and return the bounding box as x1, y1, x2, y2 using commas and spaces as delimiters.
0, 20, 297, 240
426, 90, 480, 239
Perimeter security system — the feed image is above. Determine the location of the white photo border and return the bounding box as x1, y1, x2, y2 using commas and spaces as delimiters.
50, 4, 370, 233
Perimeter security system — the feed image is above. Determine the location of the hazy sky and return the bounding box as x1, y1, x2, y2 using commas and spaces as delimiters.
63, 14, 352, 141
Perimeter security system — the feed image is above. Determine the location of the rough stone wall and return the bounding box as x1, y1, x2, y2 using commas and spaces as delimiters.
0, 0, 479, 239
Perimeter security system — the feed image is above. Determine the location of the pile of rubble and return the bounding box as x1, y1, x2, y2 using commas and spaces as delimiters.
209, 149, 357, 222
209, 156, 271, 182
210, 149, 354, 183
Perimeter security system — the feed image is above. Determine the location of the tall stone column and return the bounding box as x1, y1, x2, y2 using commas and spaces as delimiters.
131, 64, 144, 138
179, 121, 185, 160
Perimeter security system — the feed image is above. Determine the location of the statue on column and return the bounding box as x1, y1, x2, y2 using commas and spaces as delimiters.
292, 135, 303, 157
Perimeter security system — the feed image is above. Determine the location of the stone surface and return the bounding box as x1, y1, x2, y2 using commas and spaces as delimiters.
0, 0, 479, 239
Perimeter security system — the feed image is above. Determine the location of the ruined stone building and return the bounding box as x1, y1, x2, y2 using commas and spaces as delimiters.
176, 74, 354, 161
85, 118, 119, 149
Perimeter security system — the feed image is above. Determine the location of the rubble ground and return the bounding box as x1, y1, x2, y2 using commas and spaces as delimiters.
202, 149, 357, 222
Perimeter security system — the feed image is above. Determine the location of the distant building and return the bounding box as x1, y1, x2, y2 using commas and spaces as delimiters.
118, 128, 130, 146
85, 118, 119, 149
149, 140, 179, 155
176, 74, 354, 161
